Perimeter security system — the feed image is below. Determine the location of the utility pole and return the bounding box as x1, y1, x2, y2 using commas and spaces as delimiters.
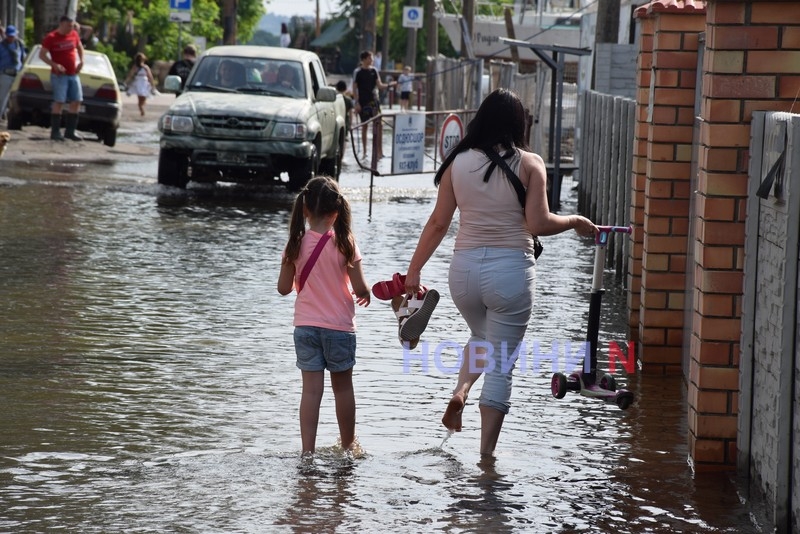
223, 0, 237, 45
425, 0, 437, 113
315, 0, 320, 38
595, 0, 620, 44
404, 0, 419, 70
381, 0, 390, 69
461, 0, 474, 59
360, 0, 376, 54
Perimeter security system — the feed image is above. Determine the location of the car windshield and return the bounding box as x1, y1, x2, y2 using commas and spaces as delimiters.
185, 57, 306, 97
29, 46, 113, 78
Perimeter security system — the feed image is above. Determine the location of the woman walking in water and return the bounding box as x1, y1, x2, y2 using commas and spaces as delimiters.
403, 89, 597, 456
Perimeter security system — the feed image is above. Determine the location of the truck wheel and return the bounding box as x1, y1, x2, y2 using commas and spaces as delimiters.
287, 144, 318, 191
319, 130, 344, 181
158, 149, 190, 188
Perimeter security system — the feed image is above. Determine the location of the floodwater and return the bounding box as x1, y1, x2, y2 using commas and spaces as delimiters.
0, 120, 769, 533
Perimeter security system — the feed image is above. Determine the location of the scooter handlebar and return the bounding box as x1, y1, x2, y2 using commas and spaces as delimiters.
595, 225, 632, 245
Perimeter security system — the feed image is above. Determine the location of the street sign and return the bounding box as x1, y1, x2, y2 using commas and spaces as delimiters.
392, 113, 426, 174
439, 114, 463, 160
402, 7, 424, 29
169, 11, 191, 22
169, 0, 191, 10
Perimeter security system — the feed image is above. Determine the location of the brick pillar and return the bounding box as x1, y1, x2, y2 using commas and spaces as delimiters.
634, 6, 706, 373
627, 15, 653, 345
691, 0, 800, 469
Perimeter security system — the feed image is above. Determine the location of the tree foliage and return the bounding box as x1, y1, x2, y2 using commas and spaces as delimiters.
65, 0, 264, 77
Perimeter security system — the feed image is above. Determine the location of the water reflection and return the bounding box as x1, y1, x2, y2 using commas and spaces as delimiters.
276, 455, 357, 533
0, 159, 768, 532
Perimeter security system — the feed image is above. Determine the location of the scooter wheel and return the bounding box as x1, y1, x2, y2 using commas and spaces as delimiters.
600, 373, 617, 392
551, 373, 567, 399
616, 392, 634, 410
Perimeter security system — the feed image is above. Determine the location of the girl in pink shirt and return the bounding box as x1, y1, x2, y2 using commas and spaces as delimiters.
278, 176, 370, 456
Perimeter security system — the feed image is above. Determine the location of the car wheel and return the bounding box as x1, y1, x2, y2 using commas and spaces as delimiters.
6, 110, 22, 130
287, 143, 319, 191
102, 126, 117, 147
158, 149, 190, 188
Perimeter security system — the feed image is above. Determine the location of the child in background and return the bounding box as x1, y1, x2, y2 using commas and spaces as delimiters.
278, 176, 371, 456
124, 52, 156, 117
397, 66, 415, 111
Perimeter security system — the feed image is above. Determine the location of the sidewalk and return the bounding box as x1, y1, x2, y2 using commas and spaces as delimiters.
0, 92, 171, 164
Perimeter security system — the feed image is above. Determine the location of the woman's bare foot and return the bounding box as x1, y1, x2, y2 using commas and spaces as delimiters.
442, 394, 466, 432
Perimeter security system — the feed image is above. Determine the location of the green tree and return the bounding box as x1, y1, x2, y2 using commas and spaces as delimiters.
65, 0, 264, 77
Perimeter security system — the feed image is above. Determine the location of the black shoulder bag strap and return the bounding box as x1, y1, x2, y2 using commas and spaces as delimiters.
483, 148, 544, 259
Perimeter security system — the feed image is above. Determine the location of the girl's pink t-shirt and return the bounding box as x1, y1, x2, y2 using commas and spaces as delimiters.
292, 230, 361, 332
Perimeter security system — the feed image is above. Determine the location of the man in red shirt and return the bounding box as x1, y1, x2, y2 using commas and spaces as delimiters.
39, 15, 84, 141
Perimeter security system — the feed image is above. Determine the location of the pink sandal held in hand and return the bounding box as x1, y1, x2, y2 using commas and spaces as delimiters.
372, 272, 425, 300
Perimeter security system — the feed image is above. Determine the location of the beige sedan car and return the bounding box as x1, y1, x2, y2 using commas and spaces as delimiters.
6, 45, 123, 146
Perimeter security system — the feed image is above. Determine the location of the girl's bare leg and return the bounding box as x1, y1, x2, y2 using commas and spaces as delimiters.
137, 96, 146, 116
479, 405, 505, 455
300, 370, 325, 454
330, 368, 356, 450
442, 342, 487, 431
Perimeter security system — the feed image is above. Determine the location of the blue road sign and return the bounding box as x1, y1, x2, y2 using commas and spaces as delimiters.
169, 0, 191, 10
407, 8, 419, 20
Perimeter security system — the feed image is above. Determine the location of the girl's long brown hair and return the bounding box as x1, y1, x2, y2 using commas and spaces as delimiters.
283, 176, 356, 266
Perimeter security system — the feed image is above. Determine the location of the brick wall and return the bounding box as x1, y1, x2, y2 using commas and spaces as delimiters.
633, 7, 706, 374
627, 17, 652, 346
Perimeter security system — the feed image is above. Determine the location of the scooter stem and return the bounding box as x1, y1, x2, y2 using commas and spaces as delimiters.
585, 225, 632, 380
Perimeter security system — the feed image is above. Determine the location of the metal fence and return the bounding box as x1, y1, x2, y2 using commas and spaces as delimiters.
576, 89, 635, 278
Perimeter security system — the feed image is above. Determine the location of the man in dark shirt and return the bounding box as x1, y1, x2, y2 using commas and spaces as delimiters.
167, 44, 197, 90
352, 50, 393, 160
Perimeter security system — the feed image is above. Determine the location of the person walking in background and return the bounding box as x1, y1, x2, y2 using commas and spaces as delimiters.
124, 52, 156, 117
0, 24, 26, 119
402, 89, 597, 457
39, 16, 84, 141
397, 66, 414, 112
352, 50, 394, 160
373, 51, 382, 72
277, 176, 371, 456
167, 44, 197, 90
279, 23, 291, 48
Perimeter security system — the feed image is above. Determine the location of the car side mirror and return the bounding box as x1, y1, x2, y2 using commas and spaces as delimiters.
316, 86, 336, 102
164, 75, 183, 93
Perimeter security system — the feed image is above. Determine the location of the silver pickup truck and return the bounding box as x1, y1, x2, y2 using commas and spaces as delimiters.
157, 45, 346, 191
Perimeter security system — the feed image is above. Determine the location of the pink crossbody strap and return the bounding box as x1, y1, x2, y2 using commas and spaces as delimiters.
297, 230, 333, 293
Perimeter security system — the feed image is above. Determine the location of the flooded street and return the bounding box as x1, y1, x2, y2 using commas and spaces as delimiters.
0, 115, 767, 532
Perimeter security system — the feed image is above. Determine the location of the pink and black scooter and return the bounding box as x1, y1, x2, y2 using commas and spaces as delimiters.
551, 225, 635, 410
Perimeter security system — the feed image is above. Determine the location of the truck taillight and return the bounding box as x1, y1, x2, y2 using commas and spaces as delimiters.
95, 84, 118, 101
19, 73, 45, 91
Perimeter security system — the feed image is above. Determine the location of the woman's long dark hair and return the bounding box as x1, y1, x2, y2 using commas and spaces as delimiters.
434, 88, 530, 186
283, 176, 357, 266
